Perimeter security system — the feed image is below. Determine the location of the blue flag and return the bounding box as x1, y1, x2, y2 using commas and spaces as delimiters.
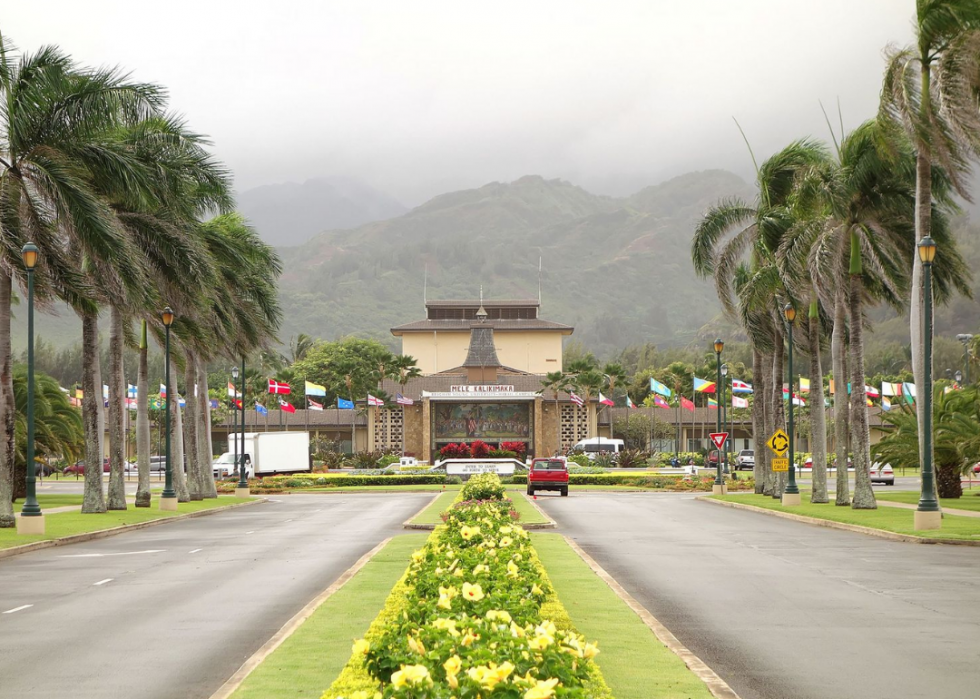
256, 403, 268, 415
337, 397, 354, 410
650, 378, 672, 398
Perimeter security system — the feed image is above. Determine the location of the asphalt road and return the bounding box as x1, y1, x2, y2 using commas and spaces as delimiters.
536, 492, 980, 699
0, 493, 431, 699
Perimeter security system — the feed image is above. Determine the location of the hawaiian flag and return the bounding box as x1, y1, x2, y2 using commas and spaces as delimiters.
268, 379, 291, 395
731, 379, 753, 393
598, 392, 614, 406
680, 396, 695, 412
308, 399, 323, 411
396, 393, 414, 406
279, 398, 296, 413
367, 394, 385, 407
569, 392, 585, 407
654, 396, 671, 409
694, 377, 716, 393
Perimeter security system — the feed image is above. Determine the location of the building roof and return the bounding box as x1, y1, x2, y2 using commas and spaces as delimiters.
425, 299, 539, 308
463, 325, 501, 367
391, 318, 573, 334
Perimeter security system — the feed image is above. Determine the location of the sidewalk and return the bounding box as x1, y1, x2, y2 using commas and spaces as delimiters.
876, 499, 980, 519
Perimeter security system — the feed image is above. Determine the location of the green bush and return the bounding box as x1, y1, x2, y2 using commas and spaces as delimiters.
487, 449, 518, 459
615, 448, 650, 468
567, 454, 591, 468
460, 472, 506, 501
377, 454, 401, 468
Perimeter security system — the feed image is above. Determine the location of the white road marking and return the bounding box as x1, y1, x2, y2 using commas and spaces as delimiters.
189, 548, 203, 554
284, 519, 293, 523
245, 531, 255, 535
93, 578, 113, 586
2, 605, 33, 614
60, 549, 166, 558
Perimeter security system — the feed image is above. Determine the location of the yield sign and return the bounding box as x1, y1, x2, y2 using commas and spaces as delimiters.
709, 432, 728, 450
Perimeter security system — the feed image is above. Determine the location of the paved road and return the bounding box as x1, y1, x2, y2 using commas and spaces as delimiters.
536, 492, 980, 699
0, 493, 430, 699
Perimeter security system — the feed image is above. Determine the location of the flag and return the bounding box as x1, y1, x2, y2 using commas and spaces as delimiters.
626, 395, 635, 409
680, 396, 695, 411
569, 392, 584, 407
694, 377, 716, 393
598, 392, 614, 406
75, 388, 83, 399
233, 399, 243, 409
127, 384, 138, 399
654, 396, 671, 409
308, 399, 323, 411
865, 385, 880, 398
649, 378, 672, 397
209, 399, 219, 409
178, 398, 186, 408
396, 393, 414, 406
799, 377, 810, 393
367, 394, 385, 407
103, 384, 109, 399
881, 381, 897, 397
882, 396, 892, 411
731, 379, 753, 393
125, 398, 137, 410
829, 379, 835, 395
268, 379, 291, 395
903, 382, 916, 404
732, 395, 749, 408
160, 383, 167, 397
305, 380, 327, 397
227, 382, 240, 398
59, 385, 69, 394
338, 397, 355, 410
279, 398, 296, 413
707, 398, 718, 409
256, 403, 268, 416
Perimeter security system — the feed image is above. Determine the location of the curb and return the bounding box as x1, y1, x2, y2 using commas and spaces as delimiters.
697, 496, 980, 546
208, 537, 391, 699
517, 491, 558, 529
402, 492, 444, 530
563, 537, 741, 699
402, 492, 557, 530
0, 498, 266, 561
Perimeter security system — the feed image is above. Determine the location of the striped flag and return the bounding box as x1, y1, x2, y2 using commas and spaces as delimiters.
227, 382, 240, 398
305, 380, 326, 397
654, 396, 671, 409
396, 393, 414, 405
881, 381, 898, 397
569, 392, 584, 406
367, 394, 385, 407
882, 396, 892, 411
731, 379, 753, 393
799, 377, 810, 393
308, 399, 323, 411
707, 398, 718, 409
626, 395, 636, 409
160, 383, 167, 397
599, 392, 614, 406
694, 377, 716, 393
865, 385, 880, 398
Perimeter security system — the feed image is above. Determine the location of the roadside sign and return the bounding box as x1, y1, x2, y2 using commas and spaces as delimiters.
771, 457, 789, 472
766, 429, 789, 456
709, 432, 728, 450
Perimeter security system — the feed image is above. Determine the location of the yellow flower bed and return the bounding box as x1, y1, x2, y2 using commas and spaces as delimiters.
322, 474, 613, 699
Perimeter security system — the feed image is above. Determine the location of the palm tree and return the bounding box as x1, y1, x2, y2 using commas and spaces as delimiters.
11, 366, 83, 475
879, 1, 980, 484
540, 370, 566, 453
290, 334, 316, 364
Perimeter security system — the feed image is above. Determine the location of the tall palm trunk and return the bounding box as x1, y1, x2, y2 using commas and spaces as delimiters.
106, 307, 127, 510
761, 348, 776, 496
808, 298, 829, 503
751, 348, 766, 493
168, 358, 189, 502
196, 354, 217, 498
848, 263, 876, 509
183, 353, 202, 500
135, 321, 151, 507
81, 311, 106, 513
832, 294, 851, 506
0, 270, 14, 527
771, 326, 786, 498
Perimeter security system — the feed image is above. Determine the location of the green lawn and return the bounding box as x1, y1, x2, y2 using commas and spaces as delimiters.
230, 534, 428, 699
14, 494, 84, 512
711, 493, 980, 540
532, 533, 713, 699
408, 491, 550, 525
875, 489, 980, 513
2, 496, 256, 550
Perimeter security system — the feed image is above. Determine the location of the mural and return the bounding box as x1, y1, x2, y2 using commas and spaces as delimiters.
434, 403, 531, 440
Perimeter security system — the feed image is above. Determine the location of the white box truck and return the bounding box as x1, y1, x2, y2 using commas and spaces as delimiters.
213, 432, 311, 478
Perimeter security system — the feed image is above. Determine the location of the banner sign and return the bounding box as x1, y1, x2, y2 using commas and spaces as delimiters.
449, 385, 515, 393
444, 461, 518, 476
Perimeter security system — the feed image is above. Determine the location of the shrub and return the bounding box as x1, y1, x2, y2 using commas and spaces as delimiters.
351, 451, 387, 469
488, 449, 518, 459
567, 453, 591, 468
377, 454, 401, 468
592, 452, 615, 468
501, 441, 527, 457
460, 472, 506, 501
469, 440, 491, 458
615, 448, 650, 468
439, 442, 471, 459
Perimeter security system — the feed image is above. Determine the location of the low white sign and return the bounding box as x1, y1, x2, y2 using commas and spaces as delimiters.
444, 461, 517, 476
449, 385, 515, 393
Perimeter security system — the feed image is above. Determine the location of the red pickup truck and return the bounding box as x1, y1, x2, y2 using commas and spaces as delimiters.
527, 457, 569, 497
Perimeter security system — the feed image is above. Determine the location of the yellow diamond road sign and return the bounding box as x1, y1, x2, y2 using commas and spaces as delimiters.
771, 457, 789, 472
766, 429, 789, 456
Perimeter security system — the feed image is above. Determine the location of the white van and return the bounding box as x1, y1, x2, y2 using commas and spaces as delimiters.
572, 437, 625, 461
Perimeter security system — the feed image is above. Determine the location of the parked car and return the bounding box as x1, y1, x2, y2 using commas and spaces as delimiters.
736, 450, 755, 470
65, 458, 110, 475
527, 457, 568, 497
870, 461, 895, 485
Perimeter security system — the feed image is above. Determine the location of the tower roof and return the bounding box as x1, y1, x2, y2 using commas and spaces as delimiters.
462, 326, 501, 368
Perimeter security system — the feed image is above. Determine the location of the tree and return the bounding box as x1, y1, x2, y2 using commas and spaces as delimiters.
540, 370, 566, 452
10, 366, 83, 476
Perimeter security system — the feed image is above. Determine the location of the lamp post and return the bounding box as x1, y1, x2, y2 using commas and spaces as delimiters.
955, 370, 962, 386
231, 365, 239, 480
236, 356, 249, 497
712, 339, 725, 494
956, 333, 973, 384
160, 307, 177, 511
916, 236, 941, 530
17, 243, 44, 535
783, 304, 801, 505
721, 363, 729, 475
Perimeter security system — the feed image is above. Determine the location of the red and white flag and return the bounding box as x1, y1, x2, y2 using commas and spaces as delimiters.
732, 396, 749, 408
396, 393, 414, 405
268, 379, 291, 395
598, 392, 614, 406
308, 399, 323, 411
279, 398, 296, 413
227, 382, 240, 398
367, 394, 385, 406
569, 392, 584, 406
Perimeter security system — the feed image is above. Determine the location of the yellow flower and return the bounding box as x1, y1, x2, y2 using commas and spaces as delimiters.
531, 583, 544, 596
472, 563, 490, 575
467, 661, 515, 691
351, 639, 370, 656
528, 634, 553, 651
462, 582, 485, 602
460, 525, 481, 541
454, 567, 465, 577
583, 641, 600, 659
499, 536, 513, 547
524, 677, 560, 699
507, 560, 520, 578
486, 609, 512, 624
443, 654, 462, 676
411, 549, 425, 563
431, 617, 460, 637
390, 664, 432, 688
407, 635, 426, 656
499, 525, 513, 535
510, 621, 526, 638
461, 629, 480, 646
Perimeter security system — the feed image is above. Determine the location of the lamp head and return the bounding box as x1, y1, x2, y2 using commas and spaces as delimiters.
784, 304, 796, 322
917, 236, 937, 264
721, 363, 729, 377
161, 307, 175, 327
956, 333, 973, 344
946, 369, 953, 379
232, 366, 239, 379
713, 338, 724, 354
956, 370, 963, 383
21, 242, 39, 270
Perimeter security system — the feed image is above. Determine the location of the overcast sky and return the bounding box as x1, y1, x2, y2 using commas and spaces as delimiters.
6, 1, 915, 205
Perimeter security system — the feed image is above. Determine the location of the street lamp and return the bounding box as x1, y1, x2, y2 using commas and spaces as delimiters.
955, 370, 963, 385
916, 236, 940, 530
17, 243, 44, 535
236, 356, 249, 497
956, 333, 973, 384
160, 307, 177, 510
721, 363, 729, 476
231, 365, 239, 481
713, 338, 725, 494
783, 304, 801, 506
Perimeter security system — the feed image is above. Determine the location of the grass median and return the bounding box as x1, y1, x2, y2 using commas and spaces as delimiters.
875, 489, 980, 513
14, 494, 84, 512
408, 490, 550, 525
531, 533, 713, 699
710, 493, 980, 540
2, 495, 256, 550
